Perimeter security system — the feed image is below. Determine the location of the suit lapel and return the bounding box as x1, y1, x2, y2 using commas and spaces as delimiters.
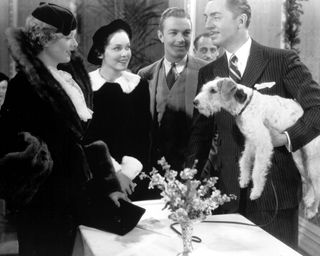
148, 59, 163, 119
215, 54, 229, 78
185, 56, 201, 117
241, 40, 270, 87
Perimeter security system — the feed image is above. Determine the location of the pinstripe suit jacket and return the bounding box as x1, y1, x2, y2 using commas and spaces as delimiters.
187, 40, 320, 212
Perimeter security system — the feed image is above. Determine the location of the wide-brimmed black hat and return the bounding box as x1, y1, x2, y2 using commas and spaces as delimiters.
32, 2, 77, 36
87, 19, 132, 65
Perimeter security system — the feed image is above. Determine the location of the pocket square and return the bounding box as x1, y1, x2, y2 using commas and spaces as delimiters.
254, 81, 276, 90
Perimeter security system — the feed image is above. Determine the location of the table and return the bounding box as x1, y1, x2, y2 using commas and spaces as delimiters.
72, 200, 302, 256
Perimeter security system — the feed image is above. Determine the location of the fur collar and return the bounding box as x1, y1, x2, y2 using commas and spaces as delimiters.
6, 27, 92, 141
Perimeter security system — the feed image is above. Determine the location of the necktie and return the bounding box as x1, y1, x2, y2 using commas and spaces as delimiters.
166, 62, 176, 89
229, 54, 241, 83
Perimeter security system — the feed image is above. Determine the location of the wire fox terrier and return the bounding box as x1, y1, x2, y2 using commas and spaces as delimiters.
193, 77, 320, 219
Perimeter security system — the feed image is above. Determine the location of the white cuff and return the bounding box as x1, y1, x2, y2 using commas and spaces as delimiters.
284, 131, 292, 152
121, 156, 143, 180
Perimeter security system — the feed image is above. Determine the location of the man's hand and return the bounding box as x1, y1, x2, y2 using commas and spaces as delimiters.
264, 121, 288, 147
108, 191, 130, 207
116, 172, 136, 196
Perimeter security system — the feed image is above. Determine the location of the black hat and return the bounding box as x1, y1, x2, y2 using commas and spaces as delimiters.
32, 2, 77, 36
87, 19, 132, 65
0, 72, 9, 82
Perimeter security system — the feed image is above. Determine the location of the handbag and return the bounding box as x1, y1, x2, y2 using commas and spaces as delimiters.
78, 140, 146, 235
76, 192, 146, 236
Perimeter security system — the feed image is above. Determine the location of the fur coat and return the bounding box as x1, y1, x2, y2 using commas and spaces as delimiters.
0, 27, 120, 211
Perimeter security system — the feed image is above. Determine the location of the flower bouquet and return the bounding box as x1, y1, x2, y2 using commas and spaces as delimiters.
139, 157, 236, 255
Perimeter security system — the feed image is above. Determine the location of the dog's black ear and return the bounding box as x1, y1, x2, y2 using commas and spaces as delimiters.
234, 89, 247, 103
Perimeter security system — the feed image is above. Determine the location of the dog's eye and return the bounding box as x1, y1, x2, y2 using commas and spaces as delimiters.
210, 88, 217, 94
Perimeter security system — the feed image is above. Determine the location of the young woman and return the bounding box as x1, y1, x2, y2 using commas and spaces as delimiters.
0, 3, 127, 255
86, 20, 153, 200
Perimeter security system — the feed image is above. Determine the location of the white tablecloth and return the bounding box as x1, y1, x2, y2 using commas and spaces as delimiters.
72, 200, 302, 256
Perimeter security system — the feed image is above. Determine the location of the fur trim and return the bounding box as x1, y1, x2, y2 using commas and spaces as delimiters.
84, 140, 121, 194
5, 28, 92, 140
0, 132, 53, 211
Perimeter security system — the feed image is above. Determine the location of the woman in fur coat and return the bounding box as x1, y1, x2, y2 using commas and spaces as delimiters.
0, 3, 128, 256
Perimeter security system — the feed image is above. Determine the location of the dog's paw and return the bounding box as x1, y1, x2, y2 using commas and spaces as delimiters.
239, 177, 250, 188
249, 189, 262, 200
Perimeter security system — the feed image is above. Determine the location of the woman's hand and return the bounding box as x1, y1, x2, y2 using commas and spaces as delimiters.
116, 171, 136, 196
108, 191, 130, 207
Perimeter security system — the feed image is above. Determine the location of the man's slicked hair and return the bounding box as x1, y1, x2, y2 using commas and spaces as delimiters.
159, 7, 191, 31
226, 0, 251, 27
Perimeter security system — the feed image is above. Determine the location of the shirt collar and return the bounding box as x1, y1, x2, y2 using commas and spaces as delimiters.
226, 37, 252, 76
163, 55, 188, 75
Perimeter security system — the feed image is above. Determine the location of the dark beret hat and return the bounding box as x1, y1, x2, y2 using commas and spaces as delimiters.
0, 72, 9, 82
87, 19, 132, 65
32, 2, 77, 36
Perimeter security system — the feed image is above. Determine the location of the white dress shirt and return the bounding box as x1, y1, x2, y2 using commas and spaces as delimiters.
226, 37, 252, 76
163, 55, 188, 76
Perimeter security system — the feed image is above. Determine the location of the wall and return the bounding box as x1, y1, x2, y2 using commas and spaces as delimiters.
0, 0, 11, 76
300, 0, 320, 83
0, 0, 319, 81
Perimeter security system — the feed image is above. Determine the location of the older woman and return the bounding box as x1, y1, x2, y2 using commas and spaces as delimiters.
0, 3, 127, 256
85, 20, 153, 200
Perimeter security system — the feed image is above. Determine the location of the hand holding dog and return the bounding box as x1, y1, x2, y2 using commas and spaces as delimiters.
264, 120, 288, 148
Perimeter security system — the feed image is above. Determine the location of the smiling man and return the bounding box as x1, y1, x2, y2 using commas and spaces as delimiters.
138, 7, 207, 172
187, 0, 320, 249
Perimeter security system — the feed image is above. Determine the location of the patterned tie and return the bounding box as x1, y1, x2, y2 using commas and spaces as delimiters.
229, 54, 241, 83
166, 62, 176, 89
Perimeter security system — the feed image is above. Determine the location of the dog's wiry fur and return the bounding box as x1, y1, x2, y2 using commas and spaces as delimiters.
194, 77, 320, 218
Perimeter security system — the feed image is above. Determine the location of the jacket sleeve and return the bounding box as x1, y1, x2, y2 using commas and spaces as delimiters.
84, 140, 121, 195
283, 50, 320, 151
0, 132, 53, 211
185, 68, 215, 173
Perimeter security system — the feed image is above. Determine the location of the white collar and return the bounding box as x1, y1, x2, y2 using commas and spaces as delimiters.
163, 55, 187, 75
49, 68, 93, 122
226, 37, 252, 76
89, 69, 141, 94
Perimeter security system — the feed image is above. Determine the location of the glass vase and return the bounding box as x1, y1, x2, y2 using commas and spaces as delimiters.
177, 220, 194, 256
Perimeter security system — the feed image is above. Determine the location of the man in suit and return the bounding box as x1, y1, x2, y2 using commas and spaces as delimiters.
186, 0, 320, 248
138, 7, 207, 171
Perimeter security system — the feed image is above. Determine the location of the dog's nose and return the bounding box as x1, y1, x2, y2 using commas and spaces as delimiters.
193, 99, 199, 107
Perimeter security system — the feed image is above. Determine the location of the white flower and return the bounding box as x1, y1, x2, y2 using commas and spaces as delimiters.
180, 168, 197, 180
140, 157, 236, 222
